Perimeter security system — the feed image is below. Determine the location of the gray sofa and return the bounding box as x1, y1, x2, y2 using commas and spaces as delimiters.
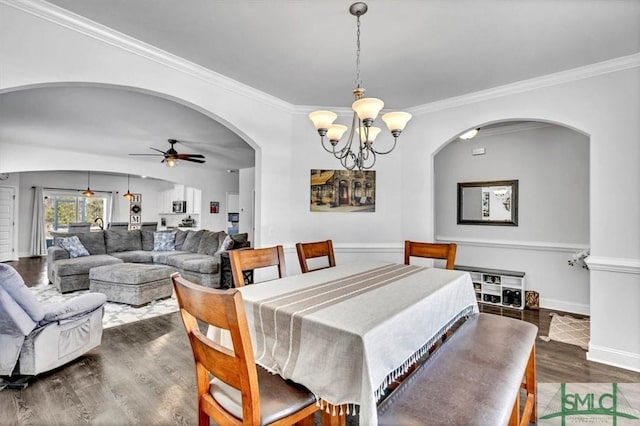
47, 229, 249, 293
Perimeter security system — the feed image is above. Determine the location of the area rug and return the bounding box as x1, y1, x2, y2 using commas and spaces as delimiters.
539, 312, 590, 350
30, 284, 179, 329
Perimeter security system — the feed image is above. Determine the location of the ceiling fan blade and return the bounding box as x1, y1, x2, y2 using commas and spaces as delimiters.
129, 153, 164, 156
181, 158, 206, 164
149, 147, 166, 154
177, 154, 205, 159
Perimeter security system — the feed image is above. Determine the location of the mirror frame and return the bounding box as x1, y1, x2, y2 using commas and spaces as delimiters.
457, 180, 519, 226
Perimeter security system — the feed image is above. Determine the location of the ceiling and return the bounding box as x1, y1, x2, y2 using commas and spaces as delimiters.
2, 0, 639, 172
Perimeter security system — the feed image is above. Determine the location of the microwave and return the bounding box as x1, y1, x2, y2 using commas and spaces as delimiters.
172, 201, 186, 213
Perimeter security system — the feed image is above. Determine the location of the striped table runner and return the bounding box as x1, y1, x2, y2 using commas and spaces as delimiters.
239, 260, 479, 426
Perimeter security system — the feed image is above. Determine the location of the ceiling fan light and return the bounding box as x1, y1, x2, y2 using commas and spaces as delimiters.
459, 128, 480, 140
165, 157, 177, 167
352, 98, 384, 122
382, 111, 412, 132
327, 124, 349, 142
309, 110, 338, 131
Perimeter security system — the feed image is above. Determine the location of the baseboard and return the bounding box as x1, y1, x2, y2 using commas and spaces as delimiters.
587, 344, 640, 373
540, 297, 590, 316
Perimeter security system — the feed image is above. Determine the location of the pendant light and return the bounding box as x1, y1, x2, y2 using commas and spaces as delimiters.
123, 174, 134, 200
82, 171, 95, 197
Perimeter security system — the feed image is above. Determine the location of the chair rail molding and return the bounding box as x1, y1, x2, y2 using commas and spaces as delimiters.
584, 256, 640, 275
436, 236, 589, 253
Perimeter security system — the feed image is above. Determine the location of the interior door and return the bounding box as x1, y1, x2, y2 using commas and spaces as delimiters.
0, 186, 15, 262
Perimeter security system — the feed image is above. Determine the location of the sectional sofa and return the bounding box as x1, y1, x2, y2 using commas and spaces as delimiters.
47, 228, 249, 293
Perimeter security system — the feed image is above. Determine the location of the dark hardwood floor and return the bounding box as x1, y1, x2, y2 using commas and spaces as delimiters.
2, 257, 639, 425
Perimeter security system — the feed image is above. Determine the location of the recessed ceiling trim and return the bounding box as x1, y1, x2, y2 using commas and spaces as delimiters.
3, 0, 293, 112
409, 53, 640, 115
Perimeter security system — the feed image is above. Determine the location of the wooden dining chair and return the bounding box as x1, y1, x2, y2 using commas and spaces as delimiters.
172, 273, 317, 426
404, 240, 458, 269
229, 245, 286, 287
295, 240, 336, 273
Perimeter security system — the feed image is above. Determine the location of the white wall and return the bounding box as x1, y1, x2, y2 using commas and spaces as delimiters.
1, 2, 638, 371
399, 67, 640, 371
434, 124, 590, 313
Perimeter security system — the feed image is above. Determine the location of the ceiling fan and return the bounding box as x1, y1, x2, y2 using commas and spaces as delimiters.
129, 139, 206, 167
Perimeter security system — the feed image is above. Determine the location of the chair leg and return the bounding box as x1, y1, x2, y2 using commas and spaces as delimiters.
197, 407, 209, 426
295, 413, 317, 426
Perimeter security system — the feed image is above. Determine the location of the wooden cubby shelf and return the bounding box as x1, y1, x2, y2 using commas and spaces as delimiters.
455, 265, 526, 310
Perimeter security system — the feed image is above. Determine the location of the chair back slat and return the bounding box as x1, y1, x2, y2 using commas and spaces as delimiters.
404, 241, 457, 269
229, 246, 286, 287
296, 240, 336, 273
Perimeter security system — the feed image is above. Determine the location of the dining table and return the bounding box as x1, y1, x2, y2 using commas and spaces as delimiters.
231, 259, 479, 426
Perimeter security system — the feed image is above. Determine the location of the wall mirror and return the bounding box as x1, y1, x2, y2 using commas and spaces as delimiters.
457, 180, 518, 226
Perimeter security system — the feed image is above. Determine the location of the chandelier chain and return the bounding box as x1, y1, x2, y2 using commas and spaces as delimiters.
355, 15, 361, 88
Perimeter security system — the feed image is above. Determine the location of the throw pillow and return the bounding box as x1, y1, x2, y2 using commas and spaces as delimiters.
230, 233, 250, 249
58, 235, 90, 258
153, 232, 176, 251
220, 235, 234, 251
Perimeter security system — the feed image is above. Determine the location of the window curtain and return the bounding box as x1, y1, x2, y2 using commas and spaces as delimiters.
29, 186, 47, 256
107, 192, 115, 226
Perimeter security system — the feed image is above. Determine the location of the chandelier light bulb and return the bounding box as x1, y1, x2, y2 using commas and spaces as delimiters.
382, 111, 412, 134
358, 126, 381, 143
327, 124, 349, 142
309, 110, 338, 135
352, 98, 384, 124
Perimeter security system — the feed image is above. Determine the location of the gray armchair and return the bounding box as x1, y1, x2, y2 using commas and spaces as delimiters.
0, 263, 106, 389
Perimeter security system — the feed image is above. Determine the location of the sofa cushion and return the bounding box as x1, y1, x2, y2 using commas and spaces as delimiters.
154, 232, 176, 251
174, 229, 188, 250
58, 236, 90, 258
162, 253, 211, 269
104, 229, 142, 253
151, 250, 191, 265
182, 230, 205, 252
181, 256, 220, 274
53, 255, 123, 277
109, 250, 154, 263
52, 231, 107, 255
197, 231, 224, 256
141, 230, 155, 251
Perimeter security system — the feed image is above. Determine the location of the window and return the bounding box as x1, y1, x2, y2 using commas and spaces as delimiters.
44, 191, 109, 237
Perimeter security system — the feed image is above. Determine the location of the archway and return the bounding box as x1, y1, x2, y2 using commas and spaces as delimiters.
433, 120, 590, 315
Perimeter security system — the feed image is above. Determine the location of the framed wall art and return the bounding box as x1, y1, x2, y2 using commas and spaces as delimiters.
309, 169, 376, 212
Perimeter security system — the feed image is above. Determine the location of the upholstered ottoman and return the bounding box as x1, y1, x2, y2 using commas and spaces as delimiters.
89, 263, 174, 306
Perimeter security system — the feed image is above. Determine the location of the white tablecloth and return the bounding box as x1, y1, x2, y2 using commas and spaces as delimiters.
238, 260, 479, 426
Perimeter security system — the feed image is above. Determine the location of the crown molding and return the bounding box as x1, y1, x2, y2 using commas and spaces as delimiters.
409, 53, 640, 115
2, 0, 294, 112
6, 1, 639, 117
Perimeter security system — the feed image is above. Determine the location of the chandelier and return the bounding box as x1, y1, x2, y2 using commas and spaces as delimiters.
308, 2, 412, 171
